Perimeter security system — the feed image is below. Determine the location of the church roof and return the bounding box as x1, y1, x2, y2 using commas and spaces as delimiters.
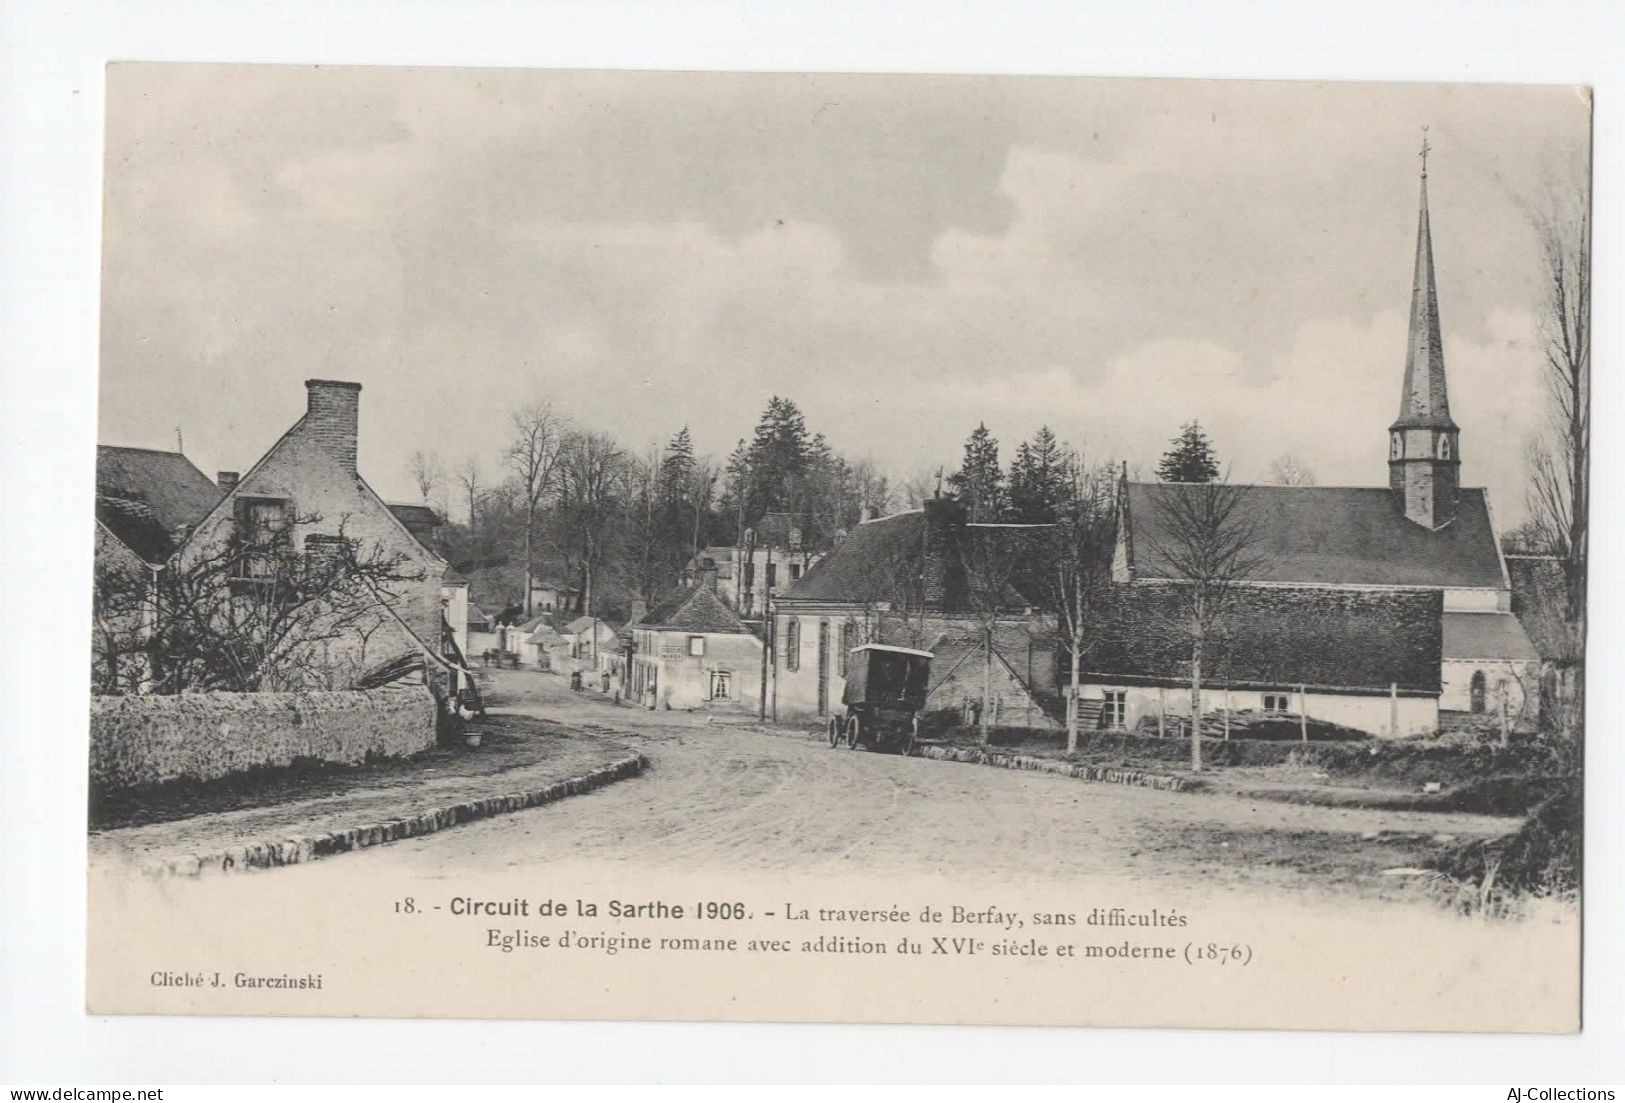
1083, 583, 1443, 695
1123, 483, 1506, 590
1391, 165, 1457, 432
1442, 612, 1539, 663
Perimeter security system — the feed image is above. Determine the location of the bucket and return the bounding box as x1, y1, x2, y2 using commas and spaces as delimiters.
465, 733, 483, 748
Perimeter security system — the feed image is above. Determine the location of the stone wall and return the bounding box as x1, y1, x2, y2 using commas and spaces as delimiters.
90, 687, 436, 793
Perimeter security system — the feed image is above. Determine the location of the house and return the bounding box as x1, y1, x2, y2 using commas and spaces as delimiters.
625, 585, 763, 712
174, 379, 450, 689
687, 511, 827, 616
528, 578, 580, 616
772, 497, 1060, 726
91, 446, 224, 692
1086, 158, 1538, 735
560, 615, 620, 664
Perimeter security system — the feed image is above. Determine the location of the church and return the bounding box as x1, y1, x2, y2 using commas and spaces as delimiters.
1079, 149, 1540, 737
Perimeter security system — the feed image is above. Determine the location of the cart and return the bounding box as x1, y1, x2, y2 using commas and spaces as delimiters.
826, 643, 933, 755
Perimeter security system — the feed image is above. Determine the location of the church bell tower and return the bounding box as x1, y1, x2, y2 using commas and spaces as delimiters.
1388, 133, 1461, 529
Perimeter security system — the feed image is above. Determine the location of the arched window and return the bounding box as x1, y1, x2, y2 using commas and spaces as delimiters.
1469, 670, 1487, 714
1439, 435, 1452, 459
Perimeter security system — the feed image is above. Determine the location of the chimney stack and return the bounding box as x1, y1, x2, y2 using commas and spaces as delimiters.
304, 379, 362, 474
217, 471, 239, 492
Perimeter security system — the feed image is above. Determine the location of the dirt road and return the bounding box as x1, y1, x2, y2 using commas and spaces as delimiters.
266, 668, 1517, 900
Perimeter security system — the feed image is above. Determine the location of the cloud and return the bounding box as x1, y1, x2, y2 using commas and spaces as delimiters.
96, 66, 1585, 529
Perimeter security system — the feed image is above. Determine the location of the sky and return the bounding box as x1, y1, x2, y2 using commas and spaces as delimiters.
97, 64, 1590, 524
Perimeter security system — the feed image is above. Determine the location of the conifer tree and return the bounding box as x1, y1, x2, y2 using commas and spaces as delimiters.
948, 422, 1006, 522
1157, 421, 1221, 483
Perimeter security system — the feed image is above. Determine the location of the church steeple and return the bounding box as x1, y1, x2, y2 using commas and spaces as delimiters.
1389, 131, 1461, 529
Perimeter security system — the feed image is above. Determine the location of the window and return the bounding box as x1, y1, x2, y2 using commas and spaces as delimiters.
1263, 693, 1291, 713
1438, 435, 1451, 459
1469, 671, 1487, 714
785, 618, 801, 671
1102, 690, 1127, 729
709, 670, 732, 700
789, 563, 802, 581
233, 497, 291, 580
1390, 433, 1402, 460
767, 563, 778, 588
687, 635, 706, 657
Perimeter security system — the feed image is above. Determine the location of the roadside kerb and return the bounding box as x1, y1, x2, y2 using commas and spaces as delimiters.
128, 752, 648, 878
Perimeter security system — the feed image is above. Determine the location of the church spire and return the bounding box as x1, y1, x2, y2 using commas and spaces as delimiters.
1391, 128, 1456, 432
1388, 130, 1461, 529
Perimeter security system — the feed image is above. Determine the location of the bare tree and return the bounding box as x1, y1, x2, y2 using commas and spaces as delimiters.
148, 515, 422, 693
960, 526, 1037, 745
1033, 455, 1120, 752
454, 455, 483, 536
406, 449, 445, 504
1267, 453, 1316, 486
1523, 179, 1589, 739
506, 403, 567, 616
1144, 476, 1270, 771
558, 429, 628, 619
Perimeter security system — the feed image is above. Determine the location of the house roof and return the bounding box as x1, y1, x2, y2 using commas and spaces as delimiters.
527, 625, 563, 646
466, 603, 493, 629
1083, 582, 1443, 695
783, 503, 1044, 611
640, 585, 753, 634
1123, 482, 1505, 590
1442, 612, 1539, 663
387, 503, 444, 535
95, 446, 222, 558
562, 615, 619, 638
95, 496, 175, 564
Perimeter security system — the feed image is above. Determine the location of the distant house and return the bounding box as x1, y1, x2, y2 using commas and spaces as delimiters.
528, 578, 580, 616
174, 379, 450, 689
626, 586, 763, 712
561, 615, 620, 664
92, 446, 224, 692
773, 497, 1060, 726
687, 510, 827, 616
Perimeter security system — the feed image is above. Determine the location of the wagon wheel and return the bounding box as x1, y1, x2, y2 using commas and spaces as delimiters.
827, 716, 841, 748
845, 714, 862, 750
901, 714, 919, 757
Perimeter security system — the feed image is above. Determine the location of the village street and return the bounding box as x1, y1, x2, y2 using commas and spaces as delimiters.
253, 668, 1518, 901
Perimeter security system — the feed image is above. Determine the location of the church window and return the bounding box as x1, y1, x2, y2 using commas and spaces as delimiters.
1390, 434, 1402, 460
1438, 435, 1451, 459
1469, 671, 1487, 714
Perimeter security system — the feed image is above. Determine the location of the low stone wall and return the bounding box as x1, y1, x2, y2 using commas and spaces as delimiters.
90, 687, 436, 792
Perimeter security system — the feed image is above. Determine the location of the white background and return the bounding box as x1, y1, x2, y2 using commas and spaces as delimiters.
3, 0, 1622, 1085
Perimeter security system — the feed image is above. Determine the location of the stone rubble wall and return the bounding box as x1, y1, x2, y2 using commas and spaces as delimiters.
90, 687, 436, 792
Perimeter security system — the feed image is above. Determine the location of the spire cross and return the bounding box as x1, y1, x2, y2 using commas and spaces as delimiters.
1419, 125, 1431, 178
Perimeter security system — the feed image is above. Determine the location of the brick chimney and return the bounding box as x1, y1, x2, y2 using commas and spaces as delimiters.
217, 471, 239, 492
304, 379, 362, 473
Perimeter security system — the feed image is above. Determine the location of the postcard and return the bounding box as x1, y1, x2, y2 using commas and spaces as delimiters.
87, 64, 1589, 1031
